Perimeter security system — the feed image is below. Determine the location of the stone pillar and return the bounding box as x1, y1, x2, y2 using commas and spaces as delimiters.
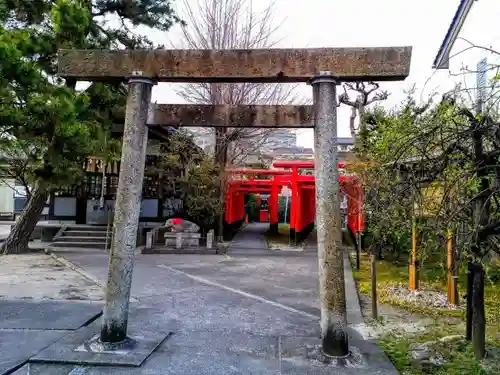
206, 229, 214, 249
176, 232, 182, 249
312, 83, 320, 229
145, 231, 154, 250
100, 72, 154, 343
310, 72, 349, 357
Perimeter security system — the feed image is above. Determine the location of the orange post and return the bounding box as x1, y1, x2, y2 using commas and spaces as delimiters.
409, 215, 419, 290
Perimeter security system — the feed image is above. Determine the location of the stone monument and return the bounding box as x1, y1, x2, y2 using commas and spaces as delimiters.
163, 218, 201, 248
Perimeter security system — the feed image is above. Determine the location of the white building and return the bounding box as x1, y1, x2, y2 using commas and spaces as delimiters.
261, 129, 297, 151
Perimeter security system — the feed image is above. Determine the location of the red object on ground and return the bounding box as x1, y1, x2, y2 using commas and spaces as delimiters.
172, 218, 182, 225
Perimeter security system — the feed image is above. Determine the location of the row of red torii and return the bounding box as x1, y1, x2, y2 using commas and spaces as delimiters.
224, 160, 365, 243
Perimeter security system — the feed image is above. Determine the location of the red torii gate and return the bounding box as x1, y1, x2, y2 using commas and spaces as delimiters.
224, 161, 365, 244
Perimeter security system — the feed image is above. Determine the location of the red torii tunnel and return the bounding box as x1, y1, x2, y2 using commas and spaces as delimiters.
224, 160, 365, 244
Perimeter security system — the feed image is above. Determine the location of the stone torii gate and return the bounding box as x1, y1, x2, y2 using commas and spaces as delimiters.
57, 47, 411, 361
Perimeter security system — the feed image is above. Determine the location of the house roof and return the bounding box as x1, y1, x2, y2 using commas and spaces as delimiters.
433, 0, 476, 69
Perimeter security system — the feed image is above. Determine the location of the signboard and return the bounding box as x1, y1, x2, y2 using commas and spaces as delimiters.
476, 57, 488, 113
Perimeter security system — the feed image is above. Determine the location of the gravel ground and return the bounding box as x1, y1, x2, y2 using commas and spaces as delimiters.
385, 283, 463, 310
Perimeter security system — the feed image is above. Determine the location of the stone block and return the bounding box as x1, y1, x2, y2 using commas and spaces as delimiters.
148, 104, 314, 128
164, 232, 201, 249
58, 47, 412, 83
145, 231, 153, 250
30, 321, 171, 367
206, 230, 214, 249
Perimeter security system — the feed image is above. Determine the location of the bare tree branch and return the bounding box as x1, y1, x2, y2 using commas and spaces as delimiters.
338, 81, 389, 144
169, 0, 304, 166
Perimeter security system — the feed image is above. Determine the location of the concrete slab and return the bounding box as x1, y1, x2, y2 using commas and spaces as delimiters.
0, 300, 102, 330
34, 238, 397, 374
0, 329, 69, 375
279, 333, 399, 375
31, 320, 171, 367
18, 331, 397, 375
135, 286, 320, 338
0, 253, 103, 301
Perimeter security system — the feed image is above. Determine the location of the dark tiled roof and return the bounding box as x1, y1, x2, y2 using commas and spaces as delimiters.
433, 0, 475, 69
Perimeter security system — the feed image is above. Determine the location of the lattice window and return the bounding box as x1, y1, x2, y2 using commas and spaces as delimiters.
54, 185, 77, 197
84, 174, 102, 198
142, 175, 159, 199
107, 176, 119, 197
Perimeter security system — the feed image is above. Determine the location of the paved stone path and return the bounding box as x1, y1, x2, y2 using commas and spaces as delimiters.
230, 222, 270, 251
1, 224, 397, 375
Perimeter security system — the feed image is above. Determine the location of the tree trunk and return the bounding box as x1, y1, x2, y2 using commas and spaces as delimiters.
371, 252, 378, 320
1, 183, 49, 255
466, 261, 473, 341
471, 262, 486, 359
215, 128, 228, 243
467, 128, 488, 356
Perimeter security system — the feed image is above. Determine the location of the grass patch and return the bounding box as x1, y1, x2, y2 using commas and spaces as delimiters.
352, 252, 463, 318
379, 328, 498, 375
351, 251, 500, 374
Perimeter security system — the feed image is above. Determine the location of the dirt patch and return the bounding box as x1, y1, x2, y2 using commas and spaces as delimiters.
0, 254, 103, 301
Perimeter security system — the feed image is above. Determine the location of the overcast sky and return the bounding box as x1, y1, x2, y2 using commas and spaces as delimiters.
143, 0, 500, 149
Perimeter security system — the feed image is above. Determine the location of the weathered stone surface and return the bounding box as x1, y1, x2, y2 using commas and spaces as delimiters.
312, 73, 349, 356
164, 232, 201, 248
206, 229, 214, 249
100, 74, 153, 343
58, 47, 412, 82
0, 300, 102, 330
31, 320, 171, 367
148, 104, 314, 128
0, 330, 69, 375
164, 218, 200, 233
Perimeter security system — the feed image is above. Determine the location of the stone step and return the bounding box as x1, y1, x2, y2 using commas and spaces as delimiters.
63, 230, 108, 237
55, 236, 110, 243
50, 241, 108, 249
65, 225, 108, 232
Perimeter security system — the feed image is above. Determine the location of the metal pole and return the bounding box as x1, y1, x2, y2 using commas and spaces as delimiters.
100, 72, 154, 343
310, 72, 349, 357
